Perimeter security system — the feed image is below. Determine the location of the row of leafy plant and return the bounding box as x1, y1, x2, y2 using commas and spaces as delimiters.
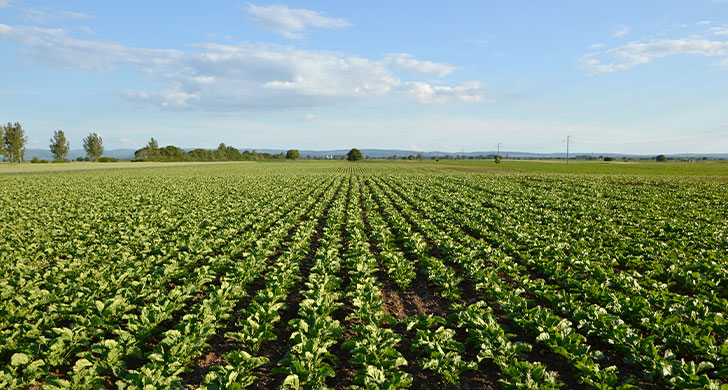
200, 178, 343, 389
366, 176, 597, 388
59, 178, 332, 389
406, 173, 728, 383
1, 173, 329, 388
341, 177, 412, 389
274, 177, 350, 389
382, 172, 727, 389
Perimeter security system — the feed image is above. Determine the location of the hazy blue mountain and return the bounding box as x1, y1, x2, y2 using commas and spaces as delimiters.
22, 149, 138, 161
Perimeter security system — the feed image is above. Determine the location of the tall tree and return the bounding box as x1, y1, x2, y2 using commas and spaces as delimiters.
0, 124, 5, 160
49, 130, 70, 161
215, 143, 227, 160
135, 137, 161, 160
347, 148, 363, 161
82, 132, 104, 161
2, 122, 28, 164
285, 149, 300, 160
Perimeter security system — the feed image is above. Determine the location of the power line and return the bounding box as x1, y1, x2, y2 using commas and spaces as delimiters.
563, 135, 574, 164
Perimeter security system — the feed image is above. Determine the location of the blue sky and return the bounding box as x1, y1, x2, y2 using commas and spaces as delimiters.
1, 1, 727, 154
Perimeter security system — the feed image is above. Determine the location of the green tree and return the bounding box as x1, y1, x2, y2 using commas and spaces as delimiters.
49, 130, 70, 161
215, 143, 228, 160
160, 145, 186, 161
135, 138, 161, 161
347, 148, 363, 161
2, 122, 28, 164
82, 132, 104, 161
285, 149, 300, 160
0, 125, 5, 160
225, 145, 241, 160
146, 137, 161, 160
656, 154, 667, 162
494, 155, 502, 164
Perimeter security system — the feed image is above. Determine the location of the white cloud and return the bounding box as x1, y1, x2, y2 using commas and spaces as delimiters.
589, 43, 606, 49
613, 26, 630, 37
0, 0, 10, 8
17, 6, 93, 23
578, 38, 728, 74
696, 21, 712, 25
77, 26, 95, 35
289, 113, 316, 121
123, 90, 201, 110
246, 4, 351, 39
63, 11, 93, 20
709, 26, 728, 35
0, 24, 180, 71
399, 81, 487, 104
119, 137, 136, 146
382, 53, 458, 77
21, 7, 52, 23
0, 24, 485, 110
460, 38, 489, 46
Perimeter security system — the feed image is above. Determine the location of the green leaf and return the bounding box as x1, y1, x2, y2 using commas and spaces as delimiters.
11, 353, 30, 366
73, 358, 93, 372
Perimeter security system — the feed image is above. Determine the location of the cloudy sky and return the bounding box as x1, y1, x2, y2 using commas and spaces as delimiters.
1, 1, 727, 153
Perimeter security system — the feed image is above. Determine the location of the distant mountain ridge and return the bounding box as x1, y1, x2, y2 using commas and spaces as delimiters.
19, 148, 728, 161
21, 149, 138, 161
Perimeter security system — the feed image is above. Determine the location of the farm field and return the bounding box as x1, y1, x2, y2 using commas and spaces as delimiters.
433, 159, 728, 177
1, 161, 727, 390
0, 161, 251, 175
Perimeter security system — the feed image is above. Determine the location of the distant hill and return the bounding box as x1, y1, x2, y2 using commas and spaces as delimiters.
22, 148, 138, 161
20, 148, 728, 161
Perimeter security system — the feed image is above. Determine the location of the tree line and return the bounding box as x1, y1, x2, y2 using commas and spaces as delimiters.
1, 122, 105, 163
133, 138, 297, 162
134, 141, 366, 162
1, 122, 308, 163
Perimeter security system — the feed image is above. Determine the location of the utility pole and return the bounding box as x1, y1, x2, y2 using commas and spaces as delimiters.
563, 135, 574, 164
496, 143, 502, 159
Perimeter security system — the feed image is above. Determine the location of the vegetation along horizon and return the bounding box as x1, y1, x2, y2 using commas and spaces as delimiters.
1, 161, 727, 390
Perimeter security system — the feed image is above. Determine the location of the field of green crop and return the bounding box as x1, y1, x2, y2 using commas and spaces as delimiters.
1, 162, 727, 390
